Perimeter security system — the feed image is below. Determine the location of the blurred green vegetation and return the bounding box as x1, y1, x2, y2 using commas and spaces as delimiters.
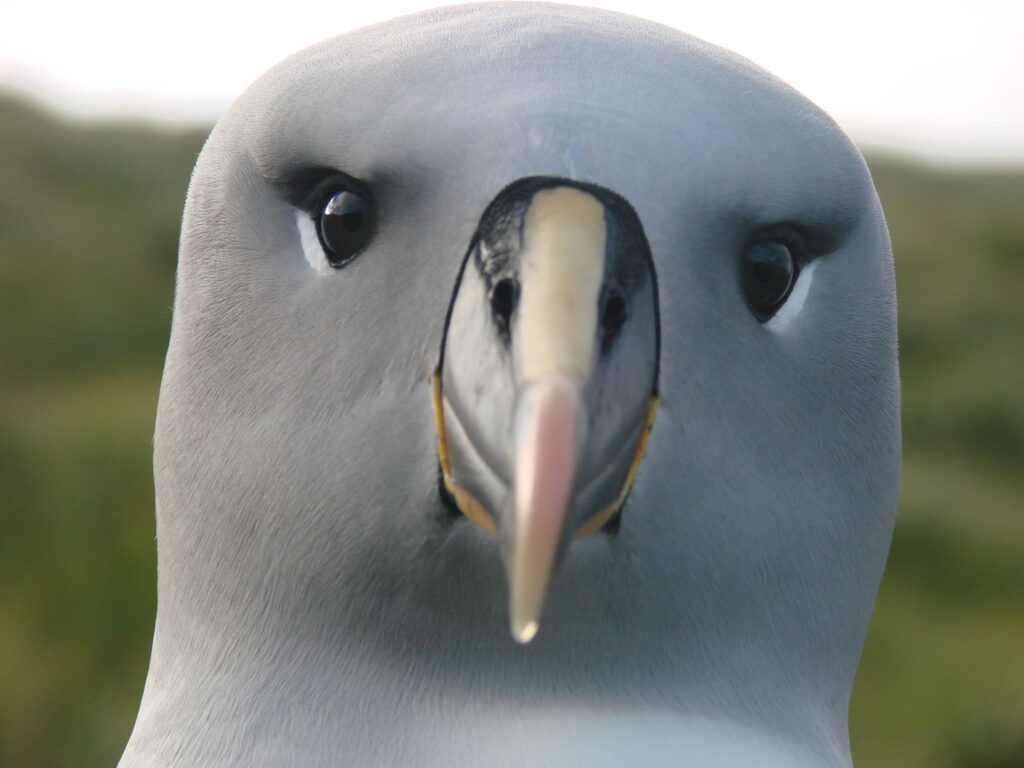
1, 94, 1021, 767
0, 95, 205, 767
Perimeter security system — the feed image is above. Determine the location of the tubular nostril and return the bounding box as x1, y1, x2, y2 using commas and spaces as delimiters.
600, 291, 627, 352
490, 277, 518, 340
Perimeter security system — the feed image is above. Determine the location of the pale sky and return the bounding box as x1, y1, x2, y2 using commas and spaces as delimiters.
2, 0, 1022, 165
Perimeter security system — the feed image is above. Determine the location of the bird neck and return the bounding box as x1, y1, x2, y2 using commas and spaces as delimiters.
126, 576, 853, 768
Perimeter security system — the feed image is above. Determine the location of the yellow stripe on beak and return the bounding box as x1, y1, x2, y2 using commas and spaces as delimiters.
515, 187, 606, 384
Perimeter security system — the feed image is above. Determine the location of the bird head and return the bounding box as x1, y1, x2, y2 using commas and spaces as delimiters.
146, 3, 900, 747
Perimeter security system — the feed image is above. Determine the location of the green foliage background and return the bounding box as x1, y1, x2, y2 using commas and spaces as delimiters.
1, 94, 1021, 767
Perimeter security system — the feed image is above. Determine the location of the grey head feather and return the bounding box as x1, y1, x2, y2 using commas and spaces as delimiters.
121, 3, 899, 766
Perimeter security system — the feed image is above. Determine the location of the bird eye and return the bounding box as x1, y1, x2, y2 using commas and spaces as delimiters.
316, 188, 374, 267
740, 240, 798, 320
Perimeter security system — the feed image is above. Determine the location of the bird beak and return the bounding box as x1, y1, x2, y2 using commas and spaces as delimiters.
431, 369, 657, 643
502, 187, 604, 642
507, 378, 585, 642
434, 181, 659, 643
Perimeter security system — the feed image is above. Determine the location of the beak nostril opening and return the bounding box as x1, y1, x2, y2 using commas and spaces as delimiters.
490, 277, 518, 340
600, 291, 627, 352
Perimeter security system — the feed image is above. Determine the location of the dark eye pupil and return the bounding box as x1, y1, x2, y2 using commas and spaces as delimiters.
338, 210, 363, 232
318, 189, 373, 266
741, 241, 796, 320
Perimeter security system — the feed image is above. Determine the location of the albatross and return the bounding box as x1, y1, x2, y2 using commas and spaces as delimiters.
120, 3, 900, 766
